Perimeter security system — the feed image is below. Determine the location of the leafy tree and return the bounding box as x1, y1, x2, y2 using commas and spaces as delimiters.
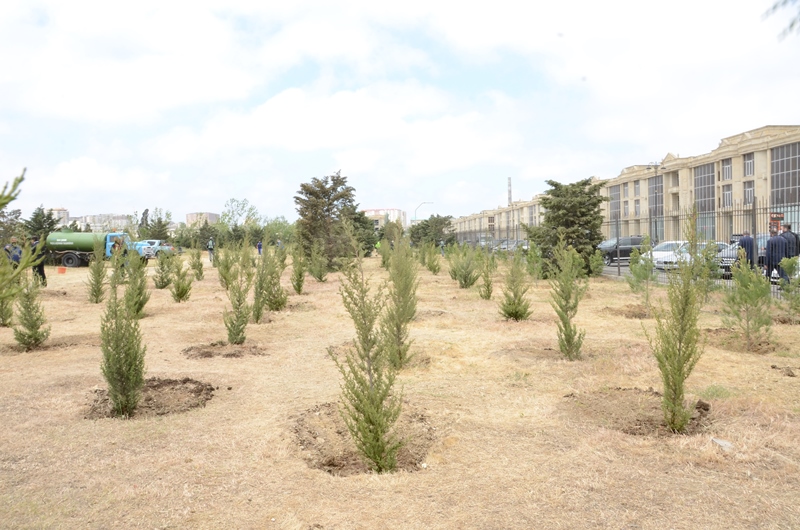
549, 239, 588, 360
499, 251, 532, 320
329, 222, 402, 473
409, 215, 455, 247
101, 285, 146, 417
646, 212, 704, 433
294, 171, 356, 264
13, 278, 51, 350
23, 205, 60, 240
263, 216, 295, 246
524, 178, 606, 273
221, 198, 260, 228
722, 249, 772, 350
380, 238, 418, 368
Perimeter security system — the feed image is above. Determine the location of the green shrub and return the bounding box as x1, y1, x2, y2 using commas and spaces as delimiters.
499, 251, 532, 321
86, 237, 108, 303
123, 254, 150, 320
626, 236, 656, 314
779, 257, 800, 325
424, 242, 441, 275
170, 261, 193, 302
13, 278, 51, 351
189, 248, 204, 281
588, 249, 605, 277
330, 222, 401, 473
290, 245, 306, 295
549, 239, 588, 360
526, 243, 543, 283
380, 238, 418, 369
100, 286, 146, 417
152, 253, 174, 289
223, 254, 253, 344
447, 244, 481, 288
477, 251, 496, 300
722, 249, 772, 349
309, 240, 328, 282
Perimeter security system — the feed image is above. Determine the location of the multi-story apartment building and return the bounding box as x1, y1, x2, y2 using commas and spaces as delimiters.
454, 125, 800, 246
47, 208, 70, 227
186, 212, 220, 226
362, 208, 408, 230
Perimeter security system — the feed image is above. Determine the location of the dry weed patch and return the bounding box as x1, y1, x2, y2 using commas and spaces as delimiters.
182, 341, 267, 358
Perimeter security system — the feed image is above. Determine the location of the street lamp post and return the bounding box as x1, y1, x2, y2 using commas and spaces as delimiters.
414, 202, 432, 223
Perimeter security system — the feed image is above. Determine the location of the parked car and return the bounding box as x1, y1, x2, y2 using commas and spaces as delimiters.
144, 239, 176, 257
642, 240, 687, 262
597, 236, 644, 266
716, 234, 769, 278
654, 241, 728, 270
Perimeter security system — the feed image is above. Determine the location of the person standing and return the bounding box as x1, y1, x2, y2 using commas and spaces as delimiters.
207, 237, 215, 262
257, 240, 262, 256
738, 230, 755, 269
31, 236, 47, 286
4, 237, 22, 268
781, 223, 799, 258
766, 228, 789, 282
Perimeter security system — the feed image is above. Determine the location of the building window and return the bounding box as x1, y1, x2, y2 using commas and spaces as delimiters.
771, 142, 800, 206
634, 180, 640, 196
743, 181, 754, 205
722, 158, 732, 181
634, 199, 640, 216
623, 201, 629, 217
648, 175, 664, 242
622, 183, 628, 198
609, 185, 621, 220
672, 174, 679, 188
743, 153, 754, 177
722, 184, 732, 207
694, 162, 716, 239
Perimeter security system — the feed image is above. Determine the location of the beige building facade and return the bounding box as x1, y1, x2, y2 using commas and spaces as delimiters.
454, 125, 800, 245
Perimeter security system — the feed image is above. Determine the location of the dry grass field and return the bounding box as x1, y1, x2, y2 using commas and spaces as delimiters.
1, 255, 799, 529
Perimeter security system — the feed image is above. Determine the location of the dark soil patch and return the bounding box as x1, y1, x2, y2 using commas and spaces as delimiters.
771, 364, 798, 377
773, 315, 799, 325
182, 341, 266, 358
562, 387, 711, 436
42, 289, 68, 298
605, 304, 650, 320
85, 377, 215, 419
703, 328, 774, 354
288, 301, 314, 312
292, 401, 438, 476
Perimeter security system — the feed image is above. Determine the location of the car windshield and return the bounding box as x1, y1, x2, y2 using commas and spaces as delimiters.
598, 239, 617, 249
652, 242, 678, 252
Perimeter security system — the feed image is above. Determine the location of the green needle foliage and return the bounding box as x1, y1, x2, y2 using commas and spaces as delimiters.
170, 260, 193, 302
223, 252, 253, 344
447, 244, 481, 288
646, 213, 704, 433
0, 171, 40, 302
588, 249, 605, 277
290, 245, 306, 295
721, 249, 772, 350
329, 222, 402, 473
217, 246, 236, 290
779, 257, 800, 325
152, 253, 174, 289
378, 238, 392, 270
0, 258, 17, 326
189, 248, 204, 281
424, 241, 441, 275
499, 250, 532, 321
308, 240, 328, 282
526, 243, 543, 283
626, 236, 656, 315
86, 237, 108, 303
100, 286, 146, 418
13, 278, 51, 351
123, 254, 150, 319
380, 238, 419, 369
549, 238, 588, 360
477, 251, 497, 300
253, 248, 288, 323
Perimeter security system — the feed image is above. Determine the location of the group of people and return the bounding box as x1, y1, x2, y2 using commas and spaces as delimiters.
738, 223, 800, 282
3, 235, 48, 286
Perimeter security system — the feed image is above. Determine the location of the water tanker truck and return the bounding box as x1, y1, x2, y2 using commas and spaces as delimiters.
45, 232, 154, 267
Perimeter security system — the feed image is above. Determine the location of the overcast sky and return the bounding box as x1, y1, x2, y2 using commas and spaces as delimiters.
1, 1, 799, 225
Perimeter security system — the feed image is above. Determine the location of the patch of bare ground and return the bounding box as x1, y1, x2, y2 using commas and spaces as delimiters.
84, 377, 215, 419
181, 341, 266, 358
292, 401, 438, 476
703, 327, 775, 354
605, 303, 651, 319
562, 387, 711, 436
773, 315, 800, 325
771, 364, 798, 377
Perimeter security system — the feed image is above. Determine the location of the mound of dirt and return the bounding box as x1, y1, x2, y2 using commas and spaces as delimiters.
85, 377, 215, 419
562, 387, 711, 436
703, 328, 774, 354
182, 341, 266, 358
604, 304, 650, 320
293, 402, 438, 476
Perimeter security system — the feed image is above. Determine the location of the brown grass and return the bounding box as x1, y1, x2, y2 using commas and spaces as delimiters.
1, 258, 799, 529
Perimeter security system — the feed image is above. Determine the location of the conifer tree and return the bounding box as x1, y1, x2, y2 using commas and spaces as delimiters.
378, 238, 392, 270
152, 253, 174, 289
447, 244, 481, 288
526, 243, 543, 283
263, 250, 288, 311
86, 237, 107, 303
170, 260, 193, 302
549, 238, 588, 360
478, 251, 497, 300
189, 248, 204, 281
588, 249, 605, 277
329, 222, 402, 473
499, 250, 532, 320
380, 238, 418, 369
223, 252, 253, 344
722, 249, 772, 349
13, 278, 50, 350
424, 241, 441, 275
308, 240, 328, 282
124, 254, 150, 319
646, 212, 704, 433
0, 257, 17, 326
626, 236, 656, 315
290, 245, 306, 295
100, 285, 146, 417
217, 246, 236, 290
779, 257, 800, 325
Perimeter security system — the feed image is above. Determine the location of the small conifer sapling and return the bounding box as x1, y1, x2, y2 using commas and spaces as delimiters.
13, 278, 51, 351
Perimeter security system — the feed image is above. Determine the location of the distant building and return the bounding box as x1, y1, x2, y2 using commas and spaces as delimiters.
186, 212, 220, 226
362, 208, 407, 231
47, 208, 70, 227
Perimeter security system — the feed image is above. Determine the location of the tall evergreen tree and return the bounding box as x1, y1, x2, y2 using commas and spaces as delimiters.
524, 178, 606, 273
380, 238, 419, 368
13, 278, 50, 350
23, 205, 60, 240
294, 171, 356, 265
408, 215, 456, 247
